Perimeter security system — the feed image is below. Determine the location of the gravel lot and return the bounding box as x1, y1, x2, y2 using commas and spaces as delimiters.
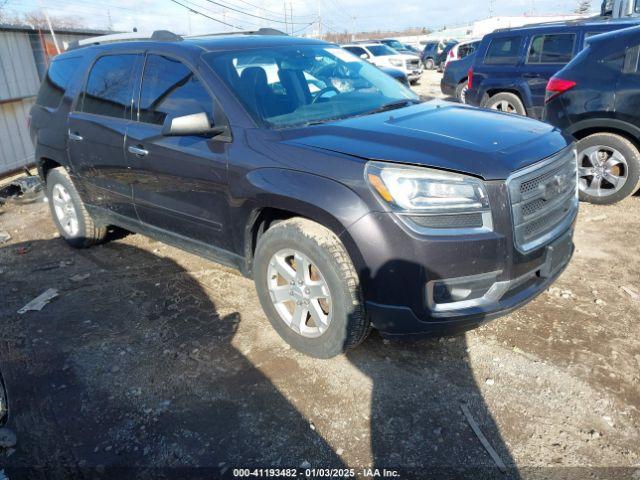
0, 70, 639, 479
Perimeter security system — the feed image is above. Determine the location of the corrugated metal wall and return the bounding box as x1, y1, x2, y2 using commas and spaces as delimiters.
0, 29, 94, 176
0, 97, 35, 173
0, 31, 40, 102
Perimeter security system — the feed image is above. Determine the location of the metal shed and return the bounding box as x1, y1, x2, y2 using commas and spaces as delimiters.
0, 24, 109, 177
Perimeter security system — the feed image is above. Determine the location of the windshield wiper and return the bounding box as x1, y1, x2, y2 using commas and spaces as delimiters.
362, 99, 421, 116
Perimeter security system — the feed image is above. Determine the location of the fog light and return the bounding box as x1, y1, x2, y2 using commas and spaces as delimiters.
427, 271, 503, 311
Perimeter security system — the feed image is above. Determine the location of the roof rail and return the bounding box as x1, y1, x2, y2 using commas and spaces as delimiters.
492, 15, 609, 33
67, 30, 182, 50
187, 27, 288, 38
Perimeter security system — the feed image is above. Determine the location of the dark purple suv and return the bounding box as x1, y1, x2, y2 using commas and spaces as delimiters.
30, 29, 577, 358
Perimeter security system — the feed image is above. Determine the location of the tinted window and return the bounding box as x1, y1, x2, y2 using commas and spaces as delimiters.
344, 46, 367, 57
138, 55, 214, 126
367, 45, 396, 56
81, 54, 138, 118
485, 36, 522, 65
528, 34, 575, 64
36, 56, 81, 108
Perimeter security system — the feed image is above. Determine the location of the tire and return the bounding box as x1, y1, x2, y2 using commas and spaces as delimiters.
483, 92, 527, 116
455, 81, 469, 104
424, 58, 435, 70
253, 218, 370, 358
46, 167, 107, 248
575, 133, 640, 205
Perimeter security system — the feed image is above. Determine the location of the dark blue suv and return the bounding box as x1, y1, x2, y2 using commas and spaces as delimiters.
466, 18, 640, 119
30, 29, 577, 358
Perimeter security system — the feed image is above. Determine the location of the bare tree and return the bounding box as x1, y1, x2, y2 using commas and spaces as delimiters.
575, 0, 592, 14
0, 0, 9, 23
19, 10, 81, 29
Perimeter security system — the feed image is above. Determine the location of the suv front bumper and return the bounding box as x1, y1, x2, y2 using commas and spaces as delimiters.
342, 181, 577, 338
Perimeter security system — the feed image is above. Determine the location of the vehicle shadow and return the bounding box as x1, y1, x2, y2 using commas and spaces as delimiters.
346, 261, 520, 479
0, 239, 343, 479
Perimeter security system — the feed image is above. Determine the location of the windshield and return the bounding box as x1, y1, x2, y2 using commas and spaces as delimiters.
204, 45, 418, 129
367, 44, 397, 56
384, 40, 405, 50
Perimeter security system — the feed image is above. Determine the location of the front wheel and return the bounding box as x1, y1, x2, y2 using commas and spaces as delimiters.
253, 218, 370, 358
576, 133, 640, 205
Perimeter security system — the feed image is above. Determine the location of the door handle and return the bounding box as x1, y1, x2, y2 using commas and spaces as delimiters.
128, 145, 149, 157
68, 131, 83, 142
523, 73, 540, 78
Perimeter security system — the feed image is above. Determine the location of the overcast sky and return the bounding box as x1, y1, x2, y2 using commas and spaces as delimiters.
5, 0, 598, 35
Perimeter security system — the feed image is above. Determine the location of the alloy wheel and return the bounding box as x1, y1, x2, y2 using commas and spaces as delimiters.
267, 249, 332, 338
52, 183, 79, 236
578, 145, 628, 197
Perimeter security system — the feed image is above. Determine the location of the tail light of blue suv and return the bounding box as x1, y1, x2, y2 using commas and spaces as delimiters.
545, 77, 577, 104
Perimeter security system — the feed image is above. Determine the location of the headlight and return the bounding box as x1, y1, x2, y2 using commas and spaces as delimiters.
365, 161, 492, 233
389, 58, 403, 67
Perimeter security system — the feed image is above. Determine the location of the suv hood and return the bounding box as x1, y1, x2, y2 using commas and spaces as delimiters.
283, 101, 569, 180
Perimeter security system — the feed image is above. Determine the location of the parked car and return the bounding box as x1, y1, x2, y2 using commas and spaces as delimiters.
444, 39, 480, 68
601, 0, 640, 17
379, 38, 420, 56
466, 18, 640, 119
379, 66, 410, 85
441, 52, 476, 103
30, 29, 577, 358
403, 43, 421, 54
544, 25, 640, 204
342, 42, 422, 83
436, 41, 458, 72
421, 41, 440, 69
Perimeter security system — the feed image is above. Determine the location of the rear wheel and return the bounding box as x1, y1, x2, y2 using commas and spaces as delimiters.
424, 58, 435, 70
576, 133, 640, 205
455, 80, 469, 103
483, 92, 527, 116
254, 218, 370, 358
46, 167, 107, 248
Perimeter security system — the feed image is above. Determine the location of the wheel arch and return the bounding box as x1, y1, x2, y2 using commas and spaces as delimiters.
568, 119, 640, 151
241, 168, 371, 276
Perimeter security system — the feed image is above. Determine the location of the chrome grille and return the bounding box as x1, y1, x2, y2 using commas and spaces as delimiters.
406, 59, 420, 69
507, 148, 578, 253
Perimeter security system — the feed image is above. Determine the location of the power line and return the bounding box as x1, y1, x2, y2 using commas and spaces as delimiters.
169, 0, 243, 29
200, 0, 314, 25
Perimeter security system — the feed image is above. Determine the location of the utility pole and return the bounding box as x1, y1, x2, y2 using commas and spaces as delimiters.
289, 2, 293, 35
489, 0, 495, 17
316, 0, 322, 39
284, 1, 289, 34
350, 15, 356, 41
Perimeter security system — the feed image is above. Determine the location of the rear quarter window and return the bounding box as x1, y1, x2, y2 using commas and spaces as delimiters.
527, 33, 576, 64
484, 36, 522, 65
35, 56, 82, 109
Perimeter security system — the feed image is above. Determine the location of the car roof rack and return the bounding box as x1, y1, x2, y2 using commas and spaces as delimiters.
187, 27, 288, 38
492, 15, 618, 33
67, 30, 182, 50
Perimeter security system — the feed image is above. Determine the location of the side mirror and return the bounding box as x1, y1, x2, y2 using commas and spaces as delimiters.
360, 53, 370, 60
161, 112, 226, 137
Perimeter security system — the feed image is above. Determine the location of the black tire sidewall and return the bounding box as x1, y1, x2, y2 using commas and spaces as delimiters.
486, 92, 526, 116
46, 168, 90, 247
455, 81, 468, 103
577, 134, 640, 205
254, 223, 361, 359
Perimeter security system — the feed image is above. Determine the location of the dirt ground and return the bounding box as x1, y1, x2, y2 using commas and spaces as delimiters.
0, 71, 639, 480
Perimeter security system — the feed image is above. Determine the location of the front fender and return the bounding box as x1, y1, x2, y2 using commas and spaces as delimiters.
242, 167, 372, 274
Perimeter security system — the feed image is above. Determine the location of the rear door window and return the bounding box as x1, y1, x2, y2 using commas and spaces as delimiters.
527, 34, 576, 64
80, 54, 140, 119
484, 36, 522, 65
36, 56, 82, 109
138, 54, 214, 126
